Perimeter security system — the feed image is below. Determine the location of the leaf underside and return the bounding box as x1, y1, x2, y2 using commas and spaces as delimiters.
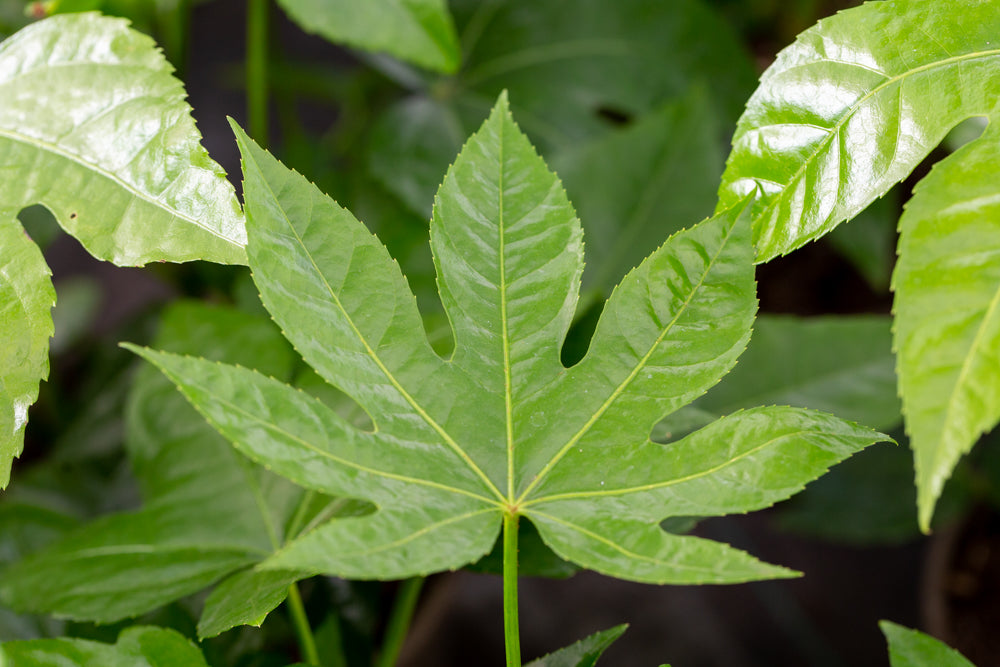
717, 0, 1000, 530
131, 95, 886, 586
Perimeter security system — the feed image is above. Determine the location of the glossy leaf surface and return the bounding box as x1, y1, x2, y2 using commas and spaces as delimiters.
0, 626, 210, 667
276, 0, 460, 73
893, 122, 1000, 530
0, 218, 53, 487
0, 303, 321, 635
881, 621, 975, 667
718, 0, 1000, 262
0, 12, 245, 487
132, 96, 885, 585
524, 624, 627, 667
0, 13, 245, 265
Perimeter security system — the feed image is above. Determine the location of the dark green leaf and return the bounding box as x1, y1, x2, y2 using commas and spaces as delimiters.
881, 621, 976, 667
0, 625, 210, 666
525, 625, 628, 667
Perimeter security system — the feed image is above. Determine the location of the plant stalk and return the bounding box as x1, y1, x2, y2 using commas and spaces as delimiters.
375, 577, 425, 667
246, 0, 269, 146
287, 583, 321, 666
503, 512, 521, 667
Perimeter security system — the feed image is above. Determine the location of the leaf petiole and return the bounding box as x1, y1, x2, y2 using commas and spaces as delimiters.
287, 582, 321, 666
503, 511, 521, 667
375, 577, 425, 667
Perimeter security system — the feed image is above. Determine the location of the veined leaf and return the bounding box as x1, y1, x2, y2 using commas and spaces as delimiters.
0, 303, 347, 637
718, 0, 1000, 262
717, 0, 1000, 529
0, 13, 245, 265
0, 12, 245, 487
276, 0, 460, 74
524, 625, 628, 667
881, 621, 975, 667
893, 121, 1000, 531
0, 625, 210, 667
130, 96, 886, 586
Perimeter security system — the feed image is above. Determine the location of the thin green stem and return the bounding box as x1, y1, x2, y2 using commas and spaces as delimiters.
503, 512, 521, 667
246, 0, 269, 146
375, 578, 425, 667
287, 583, 321, 666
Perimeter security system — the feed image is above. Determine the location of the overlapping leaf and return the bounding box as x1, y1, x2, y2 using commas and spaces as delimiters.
717, 0, 1000, 530
131, 95, 886, 586
276, 0, 460, 73
0, 625, 210, 667
881, 621, 975, 667
0, 13, 246, 487
0, 303, 350, 638
367, 0, 755, 217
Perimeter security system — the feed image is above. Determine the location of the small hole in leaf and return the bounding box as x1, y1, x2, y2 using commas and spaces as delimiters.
69, 212, 77, 219
595, 105, 633, 127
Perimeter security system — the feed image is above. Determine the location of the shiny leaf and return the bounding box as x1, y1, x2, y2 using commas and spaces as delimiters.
893, 122, 1000, 531
525, 625, 628, 667
0, 13, 246, 265
0, 218, 53, 487
276, 0, 460, 73
0, 626, 210, 667
130, 96, 886, 586
718, 0, 1000, 262
881, 621, 975, 667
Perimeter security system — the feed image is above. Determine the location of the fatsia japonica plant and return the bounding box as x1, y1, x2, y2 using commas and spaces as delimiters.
0, 0, 998, 665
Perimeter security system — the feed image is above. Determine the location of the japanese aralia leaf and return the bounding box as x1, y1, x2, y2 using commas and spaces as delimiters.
129, 94, 886, 586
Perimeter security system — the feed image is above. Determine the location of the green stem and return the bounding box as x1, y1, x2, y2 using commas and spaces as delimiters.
503, 512, 521, 667
375, 578, 425, 667
246, 0, 269, 146
287, 583, 321, 666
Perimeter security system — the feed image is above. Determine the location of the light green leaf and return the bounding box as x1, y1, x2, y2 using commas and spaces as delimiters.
718, 0, 1000, 262
0, 13, 245, 265
881, 621, 976, 667
893, 121, 1000, 531
0, 12, 246, 487
368, 0, 755, 217
0, 625, 210, 667
0, 218, 53, 487
276, 0, 460, 73
658, 315, 900, 439
0, 303, 321, 630
131, 96, 886, 586
525, 624, 628, 667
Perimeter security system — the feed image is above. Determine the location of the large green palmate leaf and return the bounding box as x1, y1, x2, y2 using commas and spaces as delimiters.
0, 303, 349, 638
276, 0, 460, 73
367, 0, 755, 218
0, 625, 210, 667
716, 0, 1000, 530
0, 13, 245, 487
130, 96, 885, 586
880, 621, 975, 667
